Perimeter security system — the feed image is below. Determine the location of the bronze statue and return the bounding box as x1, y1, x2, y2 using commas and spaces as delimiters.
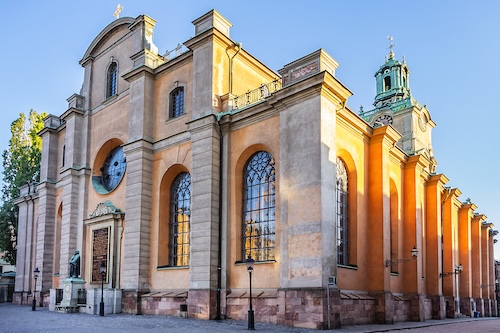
69, 250, 80, 278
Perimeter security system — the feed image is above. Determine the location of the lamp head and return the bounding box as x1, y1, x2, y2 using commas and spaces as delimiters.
100, 261, 107, 275
411, 246, 418, 259
457, 264, 463, 272
245, 254, 255, 272
34, 267, 40, 279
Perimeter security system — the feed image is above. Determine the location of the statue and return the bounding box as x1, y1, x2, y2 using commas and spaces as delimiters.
69, 250, 81, 278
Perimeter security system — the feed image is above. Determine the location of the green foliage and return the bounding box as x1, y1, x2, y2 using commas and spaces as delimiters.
0, 109, 46, 264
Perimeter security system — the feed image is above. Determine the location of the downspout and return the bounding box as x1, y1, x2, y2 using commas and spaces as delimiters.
215, 116, 224, 320
216, 43, 240, 319
228, 43, 242, 95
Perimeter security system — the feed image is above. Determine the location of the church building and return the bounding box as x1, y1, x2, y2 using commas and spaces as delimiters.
13, 10, 497, 329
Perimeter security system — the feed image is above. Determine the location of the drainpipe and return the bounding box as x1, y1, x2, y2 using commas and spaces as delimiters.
228, 43, 242, 95
215, 116, 224, 320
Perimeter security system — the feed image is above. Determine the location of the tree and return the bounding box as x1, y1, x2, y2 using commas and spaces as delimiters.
0, 110, 46, 264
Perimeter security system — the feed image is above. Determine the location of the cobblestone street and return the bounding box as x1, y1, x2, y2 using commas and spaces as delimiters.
1, 304, 499, 333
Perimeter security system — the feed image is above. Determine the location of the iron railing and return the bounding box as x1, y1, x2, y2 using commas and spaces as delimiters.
233, 79, 282, 110
163, 44, 189, 61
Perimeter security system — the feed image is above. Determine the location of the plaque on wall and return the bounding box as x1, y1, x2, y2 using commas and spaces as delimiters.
91, 226, 110, 283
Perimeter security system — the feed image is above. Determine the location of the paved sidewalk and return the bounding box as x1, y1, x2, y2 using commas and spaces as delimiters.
0, 303, 497, 333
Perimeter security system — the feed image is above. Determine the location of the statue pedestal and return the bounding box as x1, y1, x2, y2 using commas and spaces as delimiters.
60, 278, 85, 307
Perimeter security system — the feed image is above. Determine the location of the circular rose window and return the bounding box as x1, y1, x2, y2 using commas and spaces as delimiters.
92, 145, 126, 194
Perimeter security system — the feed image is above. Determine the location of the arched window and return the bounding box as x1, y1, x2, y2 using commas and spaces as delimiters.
336, 157, 349, 265
242, 151, 276, 261
106, 62, 118, 98
62, 145, 66, 167
384, 76, 391, 91
169, 87, 184, 118
169, 172, 191, 266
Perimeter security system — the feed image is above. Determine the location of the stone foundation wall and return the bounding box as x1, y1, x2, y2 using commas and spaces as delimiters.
140, 291, 188, 316
122, 290, 146, 314
392, 296, 410, 322
226, 290, 278, 324
227, 288, 328, 329
459, 297, 473, 317
277, 288, 326, 329
430, 295, 446, 319
340, 293, 376, 325
424, 298, 432, 320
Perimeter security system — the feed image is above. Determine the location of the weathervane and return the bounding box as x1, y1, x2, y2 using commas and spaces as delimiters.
113, 4, 124, 19
387, 35, 395, 59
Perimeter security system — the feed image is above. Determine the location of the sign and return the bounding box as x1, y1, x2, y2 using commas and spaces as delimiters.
91, 227, 110, 283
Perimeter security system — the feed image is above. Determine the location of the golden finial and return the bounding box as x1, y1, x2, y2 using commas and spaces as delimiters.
113, 4, 124, 19
387, 36, 395, 59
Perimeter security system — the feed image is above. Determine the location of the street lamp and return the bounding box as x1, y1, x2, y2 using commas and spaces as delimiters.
245, 254, 255, 330
385, 246, 418, 267
440, 264, 463, 315
99, 261, 106, 317
440, 263, 463, 278
32, 267, 40, 311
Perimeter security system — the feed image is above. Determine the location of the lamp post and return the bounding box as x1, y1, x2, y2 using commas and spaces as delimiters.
245, 254, 255, 330
99, 261, 106, 317
440, 264, 463, 314
32, 267, 40, 311
455, 264, 463, 314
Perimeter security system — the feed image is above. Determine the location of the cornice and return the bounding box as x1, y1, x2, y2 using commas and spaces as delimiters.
122, 64, 155, 82
371, 125, 402, 147
60, 107, 85, 121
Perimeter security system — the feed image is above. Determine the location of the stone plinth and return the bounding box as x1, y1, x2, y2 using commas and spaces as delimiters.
60, 278, 85, 307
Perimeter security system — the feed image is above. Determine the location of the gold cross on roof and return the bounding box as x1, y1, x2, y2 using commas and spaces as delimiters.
113, 4, 123, 19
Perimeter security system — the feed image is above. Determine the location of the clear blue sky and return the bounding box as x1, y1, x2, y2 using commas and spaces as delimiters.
1, 1, 498, 259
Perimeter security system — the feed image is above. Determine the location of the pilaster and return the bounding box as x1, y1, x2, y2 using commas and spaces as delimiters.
122, 140, 153, 295
187, 115, 221, 319
442, 188, 461, 299
35, 182, 57, 292
425, 174, 448, 296
13, 184, 38, 295
481, 223, 493, 300
458, 202, 476, 300
471, 214, 485, 299
367, 126, 401, 293
402, 154, 428, 297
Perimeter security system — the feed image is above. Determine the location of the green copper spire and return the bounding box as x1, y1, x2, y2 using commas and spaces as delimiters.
359, 36, 420, 122
372, 36, 411, 108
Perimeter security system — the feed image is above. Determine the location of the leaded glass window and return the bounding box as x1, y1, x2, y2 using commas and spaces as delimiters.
242, 151, 276, 261
336, 157, 349, 265
169, 172, 191, 266
106, 62, 118, 98
169, 87, 184, 118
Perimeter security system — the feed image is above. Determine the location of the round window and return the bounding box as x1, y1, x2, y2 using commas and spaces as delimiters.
92, 146, 126, 194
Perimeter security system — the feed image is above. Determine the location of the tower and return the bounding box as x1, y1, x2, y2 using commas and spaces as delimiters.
360, 37, 437, 171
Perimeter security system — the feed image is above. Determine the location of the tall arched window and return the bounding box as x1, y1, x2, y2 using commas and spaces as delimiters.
336, 157, 349, 265
242, 151, 276, 262
169, 87, 184, 118
169, 172, 191, 266
106, 62, 118, 98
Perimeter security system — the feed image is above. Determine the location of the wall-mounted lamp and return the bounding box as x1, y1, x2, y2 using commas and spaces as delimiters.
385, 246, 418, 267
440, 264, 463, 278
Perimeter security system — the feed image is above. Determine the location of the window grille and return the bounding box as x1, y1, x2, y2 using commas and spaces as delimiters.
242, 151, 276, 261
169, 172, 191, 266
106, 62, 118, 98
336, 157, 349, 265
169, 87, 184, 118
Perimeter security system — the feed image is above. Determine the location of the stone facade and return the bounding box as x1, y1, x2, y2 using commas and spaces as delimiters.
13, 9, 498, 329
